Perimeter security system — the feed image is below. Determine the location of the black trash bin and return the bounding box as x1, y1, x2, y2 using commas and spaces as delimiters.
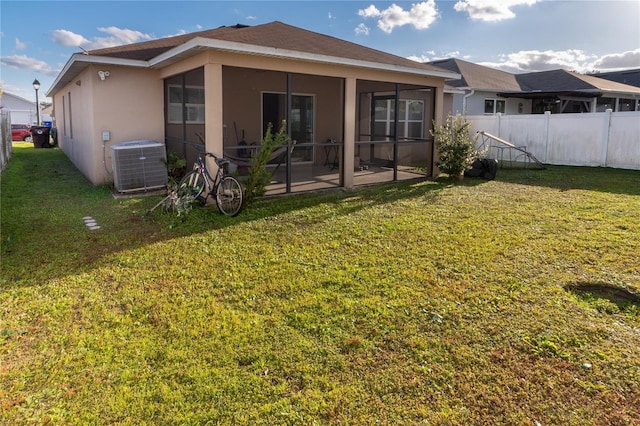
31, 126, 51, 148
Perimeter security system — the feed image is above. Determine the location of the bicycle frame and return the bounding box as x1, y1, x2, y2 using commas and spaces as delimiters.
191, 153, 226, 196
178, 144, 244, 216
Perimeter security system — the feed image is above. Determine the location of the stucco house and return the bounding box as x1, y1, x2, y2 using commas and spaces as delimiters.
46, 21, 458, 194
430, 58, 640, 116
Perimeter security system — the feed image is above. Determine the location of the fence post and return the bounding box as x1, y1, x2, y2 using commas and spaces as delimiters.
0, 111, 12, 173
543, 110, 551, 164
601, 109, 612, 167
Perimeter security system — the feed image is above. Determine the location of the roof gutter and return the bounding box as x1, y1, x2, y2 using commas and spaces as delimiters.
150, 37, 461, 80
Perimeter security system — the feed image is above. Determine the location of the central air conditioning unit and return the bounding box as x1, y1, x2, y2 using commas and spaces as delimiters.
111, 140, 168, 193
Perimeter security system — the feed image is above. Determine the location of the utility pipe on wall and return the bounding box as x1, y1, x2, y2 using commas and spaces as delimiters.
462, 89, 475, 116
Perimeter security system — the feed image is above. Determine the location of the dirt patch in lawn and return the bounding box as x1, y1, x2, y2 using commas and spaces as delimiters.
565, 282, 640, 310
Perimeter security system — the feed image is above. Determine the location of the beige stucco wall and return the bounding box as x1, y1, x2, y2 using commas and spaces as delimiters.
54, 64, 163, 185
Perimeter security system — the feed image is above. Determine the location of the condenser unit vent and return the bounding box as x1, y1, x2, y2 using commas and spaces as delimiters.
111, 140, 168, 193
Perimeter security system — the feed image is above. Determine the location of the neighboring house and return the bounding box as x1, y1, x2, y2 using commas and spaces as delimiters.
0, 92, 39, 125
430, 58, 640, 115
430, 58, 523, 116
46, 21, 459, 192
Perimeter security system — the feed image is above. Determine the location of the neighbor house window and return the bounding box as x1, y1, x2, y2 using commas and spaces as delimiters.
484, 99, 506, 114
168, 85, 205, 124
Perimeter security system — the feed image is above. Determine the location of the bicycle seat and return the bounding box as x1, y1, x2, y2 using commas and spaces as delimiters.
215, 157, 230, 167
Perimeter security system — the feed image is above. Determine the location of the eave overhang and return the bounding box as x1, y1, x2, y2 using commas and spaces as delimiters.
47, 37, 460, 97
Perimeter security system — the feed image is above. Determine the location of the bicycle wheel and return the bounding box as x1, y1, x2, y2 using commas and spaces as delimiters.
178, 170, 207, 204
215, 176, 244, 216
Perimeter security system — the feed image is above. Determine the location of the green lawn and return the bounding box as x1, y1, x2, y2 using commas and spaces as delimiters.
1, 143, 639, 425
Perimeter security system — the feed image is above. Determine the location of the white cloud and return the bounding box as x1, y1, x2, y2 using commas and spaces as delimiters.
91, 27, 153, 49
354, 23, 370, 36
358, 1, 439, 34
454, 0, 539, 22
407, 50, 460, 63
166, 30, 188, 38
358, 5, 382, 19
0, 54, 58, 77
51, 29, 90, 48
15, 38, 27, 51
51, 27, 153, 50
477, 48, 640, 73
591, 49, 640, 72
407, 54, 431, 63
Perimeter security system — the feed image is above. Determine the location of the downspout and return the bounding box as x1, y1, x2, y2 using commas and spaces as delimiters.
462, 89, 475, 116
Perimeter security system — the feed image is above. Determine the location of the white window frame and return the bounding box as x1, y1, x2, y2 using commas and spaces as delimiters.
374, 98, 424, 140
484, 98, 506, 115
167, 84, 205, 124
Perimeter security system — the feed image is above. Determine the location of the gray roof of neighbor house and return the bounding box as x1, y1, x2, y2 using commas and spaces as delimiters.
589, 69, 640, 88
429, 58, 521, 91
48, 21, 458, 96
513, 69, 640, 94
429, 58, 640, 98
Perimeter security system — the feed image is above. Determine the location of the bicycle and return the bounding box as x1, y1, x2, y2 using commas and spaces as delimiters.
177, 152, 244, 216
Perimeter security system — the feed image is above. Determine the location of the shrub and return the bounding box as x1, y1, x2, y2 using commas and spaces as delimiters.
165, 151, 187, 182
430, 114, 481, 179
244, 121, 290, 204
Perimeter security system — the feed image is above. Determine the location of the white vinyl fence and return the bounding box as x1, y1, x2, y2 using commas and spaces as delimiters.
467, 110, 640, 170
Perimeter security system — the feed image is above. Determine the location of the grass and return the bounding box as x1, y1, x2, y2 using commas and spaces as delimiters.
1, 142, 639, 425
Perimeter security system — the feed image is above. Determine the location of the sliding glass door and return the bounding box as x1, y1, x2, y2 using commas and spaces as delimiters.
262, 92, 314, 162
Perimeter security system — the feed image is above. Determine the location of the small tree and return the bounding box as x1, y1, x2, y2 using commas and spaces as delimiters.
430, 114, 480, 179
244, 121, 290, 204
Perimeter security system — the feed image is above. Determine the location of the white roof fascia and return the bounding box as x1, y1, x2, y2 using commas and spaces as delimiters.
600, 89, 640, 96
150, 37, 461, 80
46, 53, 149, 96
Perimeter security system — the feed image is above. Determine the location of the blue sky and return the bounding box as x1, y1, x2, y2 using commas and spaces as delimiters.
1, 0, 639, 102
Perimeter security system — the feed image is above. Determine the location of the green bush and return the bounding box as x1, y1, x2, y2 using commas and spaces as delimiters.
244, 121, 290, 204
165, 150, 187, 181
430, 114, 481, 178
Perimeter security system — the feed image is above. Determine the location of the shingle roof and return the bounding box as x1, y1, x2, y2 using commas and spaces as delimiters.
428, 58, 521, 91
48, 21, 459, 97
589, 69, 640, 89
87, 21, 446, 74
429, 58, 640, 96
514, 69, 640, 93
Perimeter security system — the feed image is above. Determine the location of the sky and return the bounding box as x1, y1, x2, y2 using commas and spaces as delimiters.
1, 0, 639, 103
